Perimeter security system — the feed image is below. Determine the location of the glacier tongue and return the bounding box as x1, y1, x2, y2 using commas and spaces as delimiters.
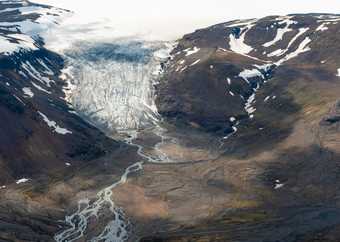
63, 41, 172, 132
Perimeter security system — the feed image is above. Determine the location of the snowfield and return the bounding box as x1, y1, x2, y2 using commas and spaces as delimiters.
0, 2, 69, 55
38, 111, 72, 135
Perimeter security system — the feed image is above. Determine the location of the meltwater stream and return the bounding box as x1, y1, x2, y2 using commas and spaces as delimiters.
55, 40, 174, 242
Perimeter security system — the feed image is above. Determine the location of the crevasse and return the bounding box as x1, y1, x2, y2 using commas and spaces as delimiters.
62, 40, 172, 132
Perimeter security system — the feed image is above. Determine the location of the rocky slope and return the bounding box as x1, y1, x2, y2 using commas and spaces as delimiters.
156, 14, 340, 136
134, 13, 340, 242
0, 1, 139, 241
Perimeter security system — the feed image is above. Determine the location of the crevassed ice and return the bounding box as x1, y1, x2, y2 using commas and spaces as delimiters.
64, 41, 172, 132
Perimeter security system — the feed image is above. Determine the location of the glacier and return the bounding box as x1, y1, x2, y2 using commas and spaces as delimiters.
62, 40, 173, 133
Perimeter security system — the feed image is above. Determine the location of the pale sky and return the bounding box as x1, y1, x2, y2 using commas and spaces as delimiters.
32, 0, 340, 41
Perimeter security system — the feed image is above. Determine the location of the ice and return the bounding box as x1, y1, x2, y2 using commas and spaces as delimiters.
38, 111, 72, 135
61, 41, 173, 132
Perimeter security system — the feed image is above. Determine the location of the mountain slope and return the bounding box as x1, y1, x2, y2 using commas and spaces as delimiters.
0, 1, 140, 241
156, 14, 340, 137
2, 2, 340, 241
134, 14, 340, 241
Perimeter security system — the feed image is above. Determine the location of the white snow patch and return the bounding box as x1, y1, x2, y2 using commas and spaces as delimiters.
218, 47, 228, 52
37, 59, 54, 75
16, 178, 29, 184
22, 61, 54, 87
245, 93, 256, 115
229, 21, 256, 55
179, 66, 187, 72
229, 117, 236, 122
22, 87, 34, 98
263, 18, 297, 47
239, 69, 264, 84
13, 94, 25, 105
267, 28, 309, 58
31, 82, 51, 94
38, 111, 72, 135
275, 37, 312, 66
184, 46, 200, 56
267, 49, 286, 57
316, 23, 329, 32
178, 59, 185, 65
226, 19, 257, 28
189, 59, 201, 66
274, 180, 284, 189
318, 18, 340, 23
